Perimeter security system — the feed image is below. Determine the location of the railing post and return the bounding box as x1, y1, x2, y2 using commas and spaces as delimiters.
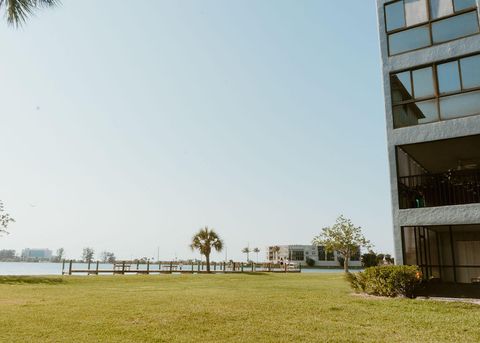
68, 260, 73, 275
122, 261, 125, 275
241, 263, 244, 273
61, 260, 65, 275
96, 261, 99, 275
191, 261, 194, 273
170, 261, 173, 273
251, 262, 254, 272
87, 261, 91, 275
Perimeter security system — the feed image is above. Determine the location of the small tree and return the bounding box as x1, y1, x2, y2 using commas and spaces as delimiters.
82, 247, 95, 263
0, 201, 15, 235
253, 247, 260, 263
241, 247, 251, 262
190, 227, 223, 273
313, 215, 371, 273
53, 248, 65, 262
100, 251, 116, 263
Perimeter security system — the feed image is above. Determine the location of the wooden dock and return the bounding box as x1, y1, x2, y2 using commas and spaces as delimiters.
61, 260, 301, 275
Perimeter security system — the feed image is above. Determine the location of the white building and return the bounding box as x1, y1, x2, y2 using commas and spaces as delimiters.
377, 0, 480, 286
266, 245, 362, 268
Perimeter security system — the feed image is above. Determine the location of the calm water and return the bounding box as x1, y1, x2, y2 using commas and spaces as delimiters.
0, 262, 345, 276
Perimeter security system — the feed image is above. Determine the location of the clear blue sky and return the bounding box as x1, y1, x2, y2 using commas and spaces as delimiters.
0, 0, 390, 261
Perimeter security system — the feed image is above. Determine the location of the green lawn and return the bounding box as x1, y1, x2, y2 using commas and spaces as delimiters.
0, 273, 479, 342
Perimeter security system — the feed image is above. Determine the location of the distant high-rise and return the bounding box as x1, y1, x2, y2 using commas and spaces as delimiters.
377, 0, 480, 287
21, 248, 53, 260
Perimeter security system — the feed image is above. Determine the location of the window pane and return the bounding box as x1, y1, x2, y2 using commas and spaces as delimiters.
405, 0, 428, 26
393, 100, 439, 128
430, 0, 454, 19
385, 1, 406, 31
432, 12, 480, 44
389, 26, 431, 55
453, 0, 477, 11
391, 71, 413, 103
416, 100, 440, 123
460, 55, 480, 89
440, 90, 480, 119
437, 61, 461, 94
412, 67, 435, 98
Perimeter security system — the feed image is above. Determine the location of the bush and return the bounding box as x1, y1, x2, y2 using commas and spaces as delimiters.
305, 257, 316, 267
347, 265, 422, 298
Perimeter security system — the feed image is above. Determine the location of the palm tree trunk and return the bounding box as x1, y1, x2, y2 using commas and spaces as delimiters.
206, 254, 211, 273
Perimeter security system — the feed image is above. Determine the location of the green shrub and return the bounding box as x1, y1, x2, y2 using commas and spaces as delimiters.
305, 257, 316, 267
347, 265, 422, 298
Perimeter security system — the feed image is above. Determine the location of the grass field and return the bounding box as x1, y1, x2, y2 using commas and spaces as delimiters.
0, 273, 479, 342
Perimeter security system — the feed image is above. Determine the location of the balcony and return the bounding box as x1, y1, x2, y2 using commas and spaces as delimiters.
399, 169, 480, 209
397, 134, 480, 209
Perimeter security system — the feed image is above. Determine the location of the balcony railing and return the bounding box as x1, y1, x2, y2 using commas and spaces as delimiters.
398, 169, 480, 209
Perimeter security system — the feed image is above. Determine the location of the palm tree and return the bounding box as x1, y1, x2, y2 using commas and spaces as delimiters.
1, 0, 59, 27
241, 247, 251, 262
190, 227, 223, 273
272, 246, 280, 263
253, 247, 260, 263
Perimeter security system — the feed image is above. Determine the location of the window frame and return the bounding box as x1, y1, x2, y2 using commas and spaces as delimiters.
384, 0, 479, 56
390, 52, 480, 129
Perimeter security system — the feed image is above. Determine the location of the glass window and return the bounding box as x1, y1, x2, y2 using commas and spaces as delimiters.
440, 90, 480, 119
460, 55, 480, 89
393, 104, 421, 127
437, 61, 461, 94
385, 1, 406, 31
327, 251, 335, 261
416, 100, 440, 123
412, 67, 435, 98
404, 0, 428, 26
389, 25, 431, 55
391, 71, 413, 103
453, 0, 477, 11
430, 0, 454, 19
317, 246, 325, 261
432, 12, 480, 44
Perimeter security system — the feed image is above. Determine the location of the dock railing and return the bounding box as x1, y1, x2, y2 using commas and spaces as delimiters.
62, 260, 301, 275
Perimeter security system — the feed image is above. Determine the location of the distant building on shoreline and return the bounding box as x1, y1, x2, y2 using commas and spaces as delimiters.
21, 248, 53, 260
266, 245, 362, 268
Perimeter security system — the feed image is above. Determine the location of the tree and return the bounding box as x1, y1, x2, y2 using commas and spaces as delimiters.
190, 227, 223, 273
253, 247, 260, 263
241, 247, 251, 262
53, 248, 65, 262
100, 251, 116, 264
0, 0, 59, 27
0, 201, 15, 235
82, 247, 94, 263
312, 215, 372, 273
272, 246, 280, 262
361, 251, 379, 268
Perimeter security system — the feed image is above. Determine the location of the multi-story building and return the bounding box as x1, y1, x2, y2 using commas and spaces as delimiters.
266, 245, 362, 267
21, 248, 53, 260
377, 0, 480, 286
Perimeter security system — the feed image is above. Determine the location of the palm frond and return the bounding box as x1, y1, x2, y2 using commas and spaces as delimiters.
0, 0, 59, 27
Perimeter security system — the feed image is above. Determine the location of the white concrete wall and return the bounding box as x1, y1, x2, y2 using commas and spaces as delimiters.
376, 0, 480, 264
